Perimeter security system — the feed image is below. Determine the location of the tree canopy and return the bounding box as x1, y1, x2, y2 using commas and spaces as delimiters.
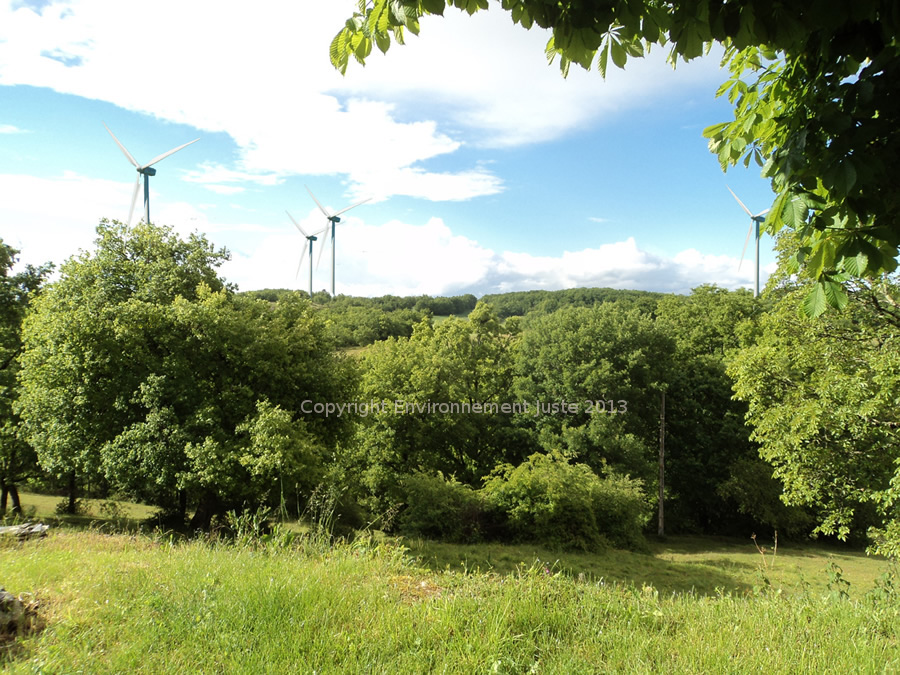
331, 0, 900, 314
17, 222, 355, 527
728, 279, 900, 555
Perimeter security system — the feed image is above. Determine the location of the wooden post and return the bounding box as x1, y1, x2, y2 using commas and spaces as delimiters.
658, 389, 665, 538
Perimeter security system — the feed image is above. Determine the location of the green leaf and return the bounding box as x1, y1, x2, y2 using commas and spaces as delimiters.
822, 278, 849, 311
421, 0, 445, 15
598, 40, 610, 77
824, 159, 858, 196
802, 284, 828, 317
702, 121, 729, 139
544, 36, 558, 65
610, 40, 627, 69
780, 193, 808, 229
375, 32, 391, 54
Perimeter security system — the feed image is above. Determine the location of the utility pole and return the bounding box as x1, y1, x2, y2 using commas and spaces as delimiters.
658, 389, 666, 538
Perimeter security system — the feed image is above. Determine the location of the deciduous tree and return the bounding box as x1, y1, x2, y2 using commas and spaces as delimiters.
514, 303, 673, 483
728, 280, 900, 554
17, 222, 354, 527
350, 302, 524, 502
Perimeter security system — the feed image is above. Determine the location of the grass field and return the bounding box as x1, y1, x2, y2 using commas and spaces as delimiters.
2, 524, 898, 672
9, 491, 159, 527
410, 534, 889, 598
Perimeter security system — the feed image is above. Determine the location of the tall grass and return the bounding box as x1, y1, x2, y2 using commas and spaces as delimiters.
2, 530, 898, 672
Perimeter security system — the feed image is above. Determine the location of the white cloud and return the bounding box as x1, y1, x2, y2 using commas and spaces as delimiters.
181, 163, 283, 188
0, 1, 723, 201
0, 123, 28, 134
0, 171, 127, 266
337, 7, 725, 148
225, 213, 765, 296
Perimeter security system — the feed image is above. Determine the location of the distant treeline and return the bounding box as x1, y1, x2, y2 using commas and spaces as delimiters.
245, 289, 478, 315
243, 287, 666, 347
480, 288, 663, 319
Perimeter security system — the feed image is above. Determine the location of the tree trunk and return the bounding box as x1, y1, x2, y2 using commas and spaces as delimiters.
9, 485, 21, 514
0, 484, 8, 513
67, 472, 77, 514
189, 492, 219, 531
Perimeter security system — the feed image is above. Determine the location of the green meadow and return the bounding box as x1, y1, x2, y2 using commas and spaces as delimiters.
2, 519, 897, 673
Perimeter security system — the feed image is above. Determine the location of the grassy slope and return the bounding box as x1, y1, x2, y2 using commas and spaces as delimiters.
14, 491, 158, 523
410, 534, 889, 598
2, 530, 898, 673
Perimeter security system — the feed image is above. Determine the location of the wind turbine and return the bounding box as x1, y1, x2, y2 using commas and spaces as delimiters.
286, 210, 327, 297
727, 186, 769, 298
306, 186, 370, 296
104, 123, 199, 226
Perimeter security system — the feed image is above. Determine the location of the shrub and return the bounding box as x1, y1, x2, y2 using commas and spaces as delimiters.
483, 452, 650, 552
397, 472, 488, 543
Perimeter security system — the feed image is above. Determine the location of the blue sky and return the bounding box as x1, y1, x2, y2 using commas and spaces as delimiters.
0, 0, 777, 297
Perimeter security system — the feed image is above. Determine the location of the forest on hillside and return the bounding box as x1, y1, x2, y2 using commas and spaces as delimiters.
2, 221, 899, 557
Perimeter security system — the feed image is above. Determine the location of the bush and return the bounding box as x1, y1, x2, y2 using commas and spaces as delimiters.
397, 473, 488, 543
483, 452, 650, 552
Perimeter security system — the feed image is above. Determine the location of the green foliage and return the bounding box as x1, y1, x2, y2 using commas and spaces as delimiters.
514, 303, 673, 482
350, 302, 526, 501
332, 2, 900, 314
481, 287, 662, 320
483, 452, 650, 552
242, 291, 478, 348
654, 286, 798, 534
54, 497, 87, 517
396, 472, 487, 543
17, 222, 355, 528
323, 303, 424, 348
728, 281, 900, 553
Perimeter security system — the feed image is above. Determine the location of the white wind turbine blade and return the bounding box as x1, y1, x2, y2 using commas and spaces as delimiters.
142, 138, 200, 169
103, 123, 139, 168
127, 175, 141, 226
305, 186, 332, 218
316, 224, 332, 270
726, 185, 754, 218
333, 196, 372, 218
286, 210, 309, 237
738, 222, 754, 271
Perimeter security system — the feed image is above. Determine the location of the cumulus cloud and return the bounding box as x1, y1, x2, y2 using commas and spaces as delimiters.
224, 213, 765, 297
0, 1, 723, 201
0, 171, 128, 266
0, 1, 503, 201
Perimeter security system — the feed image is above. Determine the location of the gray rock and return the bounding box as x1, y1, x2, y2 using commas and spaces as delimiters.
0, 588, 25, 634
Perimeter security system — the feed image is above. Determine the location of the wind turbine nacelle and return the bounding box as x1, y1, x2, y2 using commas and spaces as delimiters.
140, 167, 157, 176
331, 216, 341, 224
310, 236, 318, 241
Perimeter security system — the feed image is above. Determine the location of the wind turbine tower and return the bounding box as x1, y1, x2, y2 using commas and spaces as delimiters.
104, 123, 199, 225
305, 186, 370, 296
727, 186, 769, 298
